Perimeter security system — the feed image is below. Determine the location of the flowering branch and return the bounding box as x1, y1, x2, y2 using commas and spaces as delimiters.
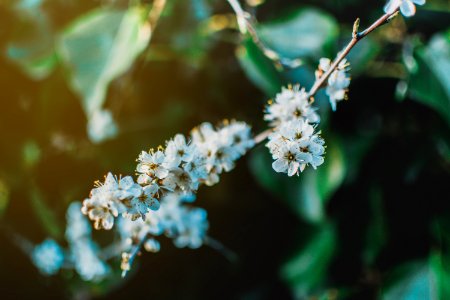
307, 10, 399, 99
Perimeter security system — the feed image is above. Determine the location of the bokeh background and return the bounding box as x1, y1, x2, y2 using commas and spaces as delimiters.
0, 0, 449, 299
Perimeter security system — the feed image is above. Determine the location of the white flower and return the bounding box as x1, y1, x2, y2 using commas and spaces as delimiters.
384, 0, 425, 17
128, 184, 160, 218
32, 239, 64, 276
87, 109, 118, 144
144, 238, 161, 252
267, 120, 325, 176
66, 202, 91, 242
264, 85, 320, 125
165, 134, 194, 168
82, 173, 147, 229
271, 142, 304, 176
136, 150, 169, 180
318, 58, 351, 111
70, 240, 110, 281
173, 207, 208, 249
220, 121, 255, 156
81, 196, 116, 230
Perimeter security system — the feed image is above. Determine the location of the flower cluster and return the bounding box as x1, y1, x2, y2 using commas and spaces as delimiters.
118, 193, 209, 271
66, 202, 110, 281
264, 84, 320, 125
31, 202, 110, 280
316, 58, 351, 111
267, 119, 325, 176
384, 0, 425, 17
264, 85, 325, 176
81, 120, 253, 231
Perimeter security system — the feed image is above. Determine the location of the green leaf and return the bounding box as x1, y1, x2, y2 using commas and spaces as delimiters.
281, 223, 337, 298
30, 184, 62, 239
0, 179, 9, 217
6, 8, 56, 79
291, 136, 346, 223
236, 38, 283, 96
381, 252, 450, 300
407, 31, 450, 126
58, 6, 151, 116
363, 186, 387, 265
346, 35, 380, 75
257, 8, 339, 60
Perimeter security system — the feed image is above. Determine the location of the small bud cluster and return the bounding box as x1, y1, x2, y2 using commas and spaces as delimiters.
316, 58, 351, 111
81, 120, 254, 231
265, 85, 325, 176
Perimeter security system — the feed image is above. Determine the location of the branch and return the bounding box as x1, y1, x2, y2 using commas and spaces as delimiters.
148, 0, 167, 29
227, 0, 302, 69
307, 10, 399, 99
251, 10, 400, 146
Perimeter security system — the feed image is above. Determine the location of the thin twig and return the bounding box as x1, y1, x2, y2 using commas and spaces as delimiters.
204, 236, 238, 263
121, 232, 149, 277
227, 0, 302, 69
307, 10, 399, 99
251, 10, 399, 145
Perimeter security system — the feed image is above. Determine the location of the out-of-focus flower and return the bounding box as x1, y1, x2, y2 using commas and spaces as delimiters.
384, 0, 425, 17
32, 239, 64, 276
87, 109, 118, 143
317, 58, 351, 111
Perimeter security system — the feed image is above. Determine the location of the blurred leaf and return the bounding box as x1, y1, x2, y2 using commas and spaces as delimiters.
381, 253, 450, 300
363, 186, 387, 265
30, 184, 62, 239
58, 6, 151, 116
281, 223, 336, 298
249, 137, 346, 223
0, 179, 9, 217
258, 8, 339, 60
6, 6, 56, 79
22, 140, 41, 169
236, 38, 282, 96
290, 136, 346, 223
407, 31, 450, 126
346, 36, 381, 75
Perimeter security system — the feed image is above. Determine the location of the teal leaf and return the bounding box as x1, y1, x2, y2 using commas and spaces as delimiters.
236, 38, 283, 96
30, 184, 62, 239
258, 8, 339, 60
249, 136, 346, 223
407, 31, 450, 126
380, 254, 450, 300
58, 6, 152, 116
6, 8, 56, 80
281, 223, 337, 298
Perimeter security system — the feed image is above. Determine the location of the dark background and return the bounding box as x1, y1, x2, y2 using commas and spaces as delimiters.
0, 0, 449, 299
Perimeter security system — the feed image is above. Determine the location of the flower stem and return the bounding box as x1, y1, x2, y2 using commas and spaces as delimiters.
251, 9, 399, 145
307, 10, 399, 99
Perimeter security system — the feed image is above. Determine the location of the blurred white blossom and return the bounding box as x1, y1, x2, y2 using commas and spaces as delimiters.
384, 0, 425, 17
32, 239, 64, 276
87, 109, 118, 143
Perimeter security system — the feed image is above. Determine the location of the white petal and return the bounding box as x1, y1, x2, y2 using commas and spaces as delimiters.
400, 0, 416, 17
384, 0, 401, 14
272, 158, 288, 173
412, 0, 425, 5
287, 161, 300, 176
